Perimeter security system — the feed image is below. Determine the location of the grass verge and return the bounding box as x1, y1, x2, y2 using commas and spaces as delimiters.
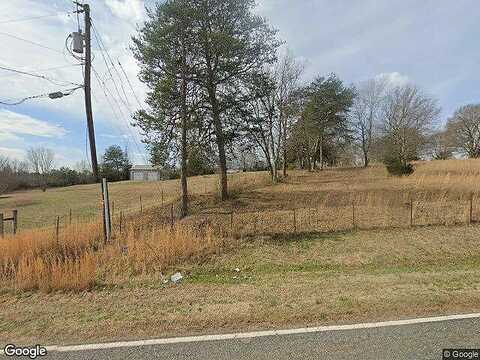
1, 224, 480, 345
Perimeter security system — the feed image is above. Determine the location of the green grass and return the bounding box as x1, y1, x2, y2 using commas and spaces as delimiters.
0, 171, 271, 230
2, 224, 480, 346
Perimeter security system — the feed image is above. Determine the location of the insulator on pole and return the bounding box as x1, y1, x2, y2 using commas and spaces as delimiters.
72, 30, 84, 54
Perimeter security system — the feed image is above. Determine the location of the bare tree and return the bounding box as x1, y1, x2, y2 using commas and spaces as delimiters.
380, 84, 440, 166
446, 104, 480, 158
275, 50, 304, 177
427, 130, 454, 160
351, 77, 387, 167
26, 147, 55, 190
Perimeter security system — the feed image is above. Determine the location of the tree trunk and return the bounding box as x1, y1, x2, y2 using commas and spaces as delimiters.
210, 92, 228, 200
319, 134, 324, 171
180, 46, 188, 218
281, 114, 288, 178
363, 152, 369, 168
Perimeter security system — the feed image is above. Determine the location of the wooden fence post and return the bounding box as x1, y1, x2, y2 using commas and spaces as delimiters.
253, 213, 257, 235
140, 196, 143, 214
12, 210, 17, 235
0, 213, 3, 238
293, 208, 297, 234
161, 189, 164, 207
69, 208, 72, 225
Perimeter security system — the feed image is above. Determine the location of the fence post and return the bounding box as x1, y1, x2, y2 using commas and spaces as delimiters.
410, 199, 413, 227
140, 196, 143, 214
253, 213, 257, 235
69, 208, 72, 225
162, 189, 164, 207
352, 202, 356, 230
469, 194, 473, 225
230, 211, 234, 236
119, 211, 123, 234
55, 216, 60, 245
293, 208, 297, 234
0, 213, 3, 238
102, 178, 111, 243
170, 203, 174, 229
12, 210, 17, 235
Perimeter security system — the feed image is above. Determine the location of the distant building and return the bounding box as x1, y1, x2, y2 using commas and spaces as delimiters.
130, 165, 165, 181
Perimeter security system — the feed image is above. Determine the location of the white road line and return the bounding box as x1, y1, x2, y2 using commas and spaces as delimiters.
0, 312, 472, 353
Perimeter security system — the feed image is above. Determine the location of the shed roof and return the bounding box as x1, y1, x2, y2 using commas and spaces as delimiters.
131, 165, 161, 171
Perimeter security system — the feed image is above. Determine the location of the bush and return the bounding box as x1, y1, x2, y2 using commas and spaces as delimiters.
384, 157, 414, 176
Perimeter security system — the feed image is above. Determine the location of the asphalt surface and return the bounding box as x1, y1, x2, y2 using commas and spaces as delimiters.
3, 318, 480, 360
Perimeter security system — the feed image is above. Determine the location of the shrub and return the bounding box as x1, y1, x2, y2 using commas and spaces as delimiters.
384, 156, 414, 176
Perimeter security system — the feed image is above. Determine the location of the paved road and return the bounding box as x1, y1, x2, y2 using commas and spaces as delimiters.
3, 318, 480, 360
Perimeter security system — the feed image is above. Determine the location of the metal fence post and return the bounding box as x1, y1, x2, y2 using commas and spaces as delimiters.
410, 199, 413, 227
102, 178, 111, 243
55, 216, 60, 245
119, 211, 123, 234
469, 194, 473, 225
352, 202, 356, 229
293, 208, 297, 234
69, 208, 72, 225
12, 210, 17, 235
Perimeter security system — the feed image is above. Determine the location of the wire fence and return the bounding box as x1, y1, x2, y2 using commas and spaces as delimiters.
180, 196, 479, 238
2, 191, 479, 241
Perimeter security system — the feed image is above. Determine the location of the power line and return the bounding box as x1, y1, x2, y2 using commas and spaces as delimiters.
0, 13, 70, 25
92, 66, 168, 205
0, 85, 83, 106
91, 20, 132, 110
117, 60, 144, 109
0, 65, 82, 87
0, 31, 64, 54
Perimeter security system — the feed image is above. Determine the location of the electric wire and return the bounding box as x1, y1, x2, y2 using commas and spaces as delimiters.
0, 31, 64, 54
0, 65, 82, 87
0, 13, 70, 25
0, 85, 83, 106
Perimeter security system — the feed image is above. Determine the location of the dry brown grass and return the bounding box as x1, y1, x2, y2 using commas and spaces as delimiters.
2, 225, 480, 345
0, 219, 222, 293
0, 171, 272, 230
180, 160, 480, 236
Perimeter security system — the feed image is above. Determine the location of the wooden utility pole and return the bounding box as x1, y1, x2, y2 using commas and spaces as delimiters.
76, 2, 99, 181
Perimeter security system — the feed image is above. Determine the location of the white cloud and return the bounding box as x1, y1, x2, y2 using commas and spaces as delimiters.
105, 0, 145, 22
0, 109, 66, 138
375, 72, 410, 88
0, 146, 26, 160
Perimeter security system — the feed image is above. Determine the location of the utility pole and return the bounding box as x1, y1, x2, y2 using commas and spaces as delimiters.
74, 2, 99, 181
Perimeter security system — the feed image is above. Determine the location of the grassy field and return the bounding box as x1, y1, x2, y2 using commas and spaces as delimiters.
1, 159, 480, 345
0, 171, 270, 230
2, 224, 480, 345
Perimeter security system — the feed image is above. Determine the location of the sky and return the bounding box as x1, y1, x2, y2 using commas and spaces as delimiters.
0, 0, 479, 167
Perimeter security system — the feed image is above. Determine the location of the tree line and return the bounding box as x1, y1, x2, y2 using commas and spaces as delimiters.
131, 0, 480, 218
0, 145, 131, 194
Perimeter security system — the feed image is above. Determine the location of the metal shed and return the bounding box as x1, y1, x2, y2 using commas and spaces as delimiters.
130, 165, 164, 181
